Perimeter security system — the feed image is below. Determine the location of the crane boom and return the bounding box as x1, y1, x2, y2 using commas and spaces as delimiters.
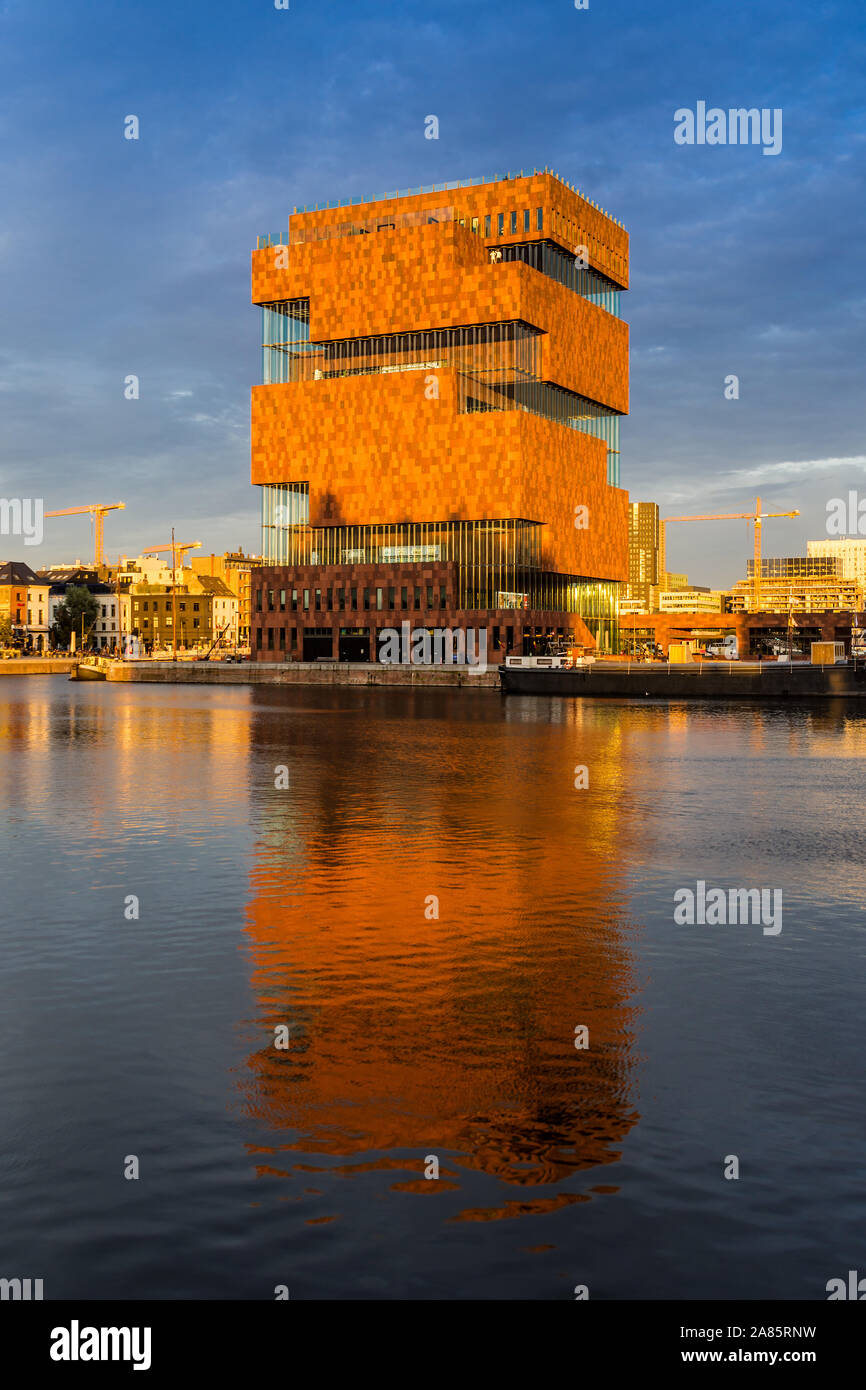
663, 511, 800, 522
140, 542, 202, 555
662, 497, 801, 611
44, 502, 126, 567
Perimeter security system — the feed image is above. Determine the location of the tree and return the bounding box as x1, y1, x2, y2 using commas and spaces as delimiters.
51, 585, 99, 650
0, 615, 14, 647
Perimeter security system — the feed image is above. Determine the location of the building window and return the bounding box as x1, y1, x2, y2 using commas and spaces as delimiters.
268, 589, 275, 611
426, 585, 433, 608
471, 217, 479, 233
337, 588, 344, 608
363, 587, 371, 611
101, 605, 106, 618
315, 588, 321, 610
388, 586, 396, 608
439, 587, 447, 609
401, 585, 408, 609
376, 587, 383, 610
292, 589, 298, 611
279, 627, 286, 650
255, 588, 262, 612
510, 210, 517, 234
280, 589, 286, 611
497, 212, 504, 236
256, 627, 262, 649
350, 588, 358, 609
414, 586, 421, 610
484, 214, 491, 236
193, 618, 199, 629
303, 589, 310, 610
143, 601, 149, 612
291, 628, 297, 649
267, 628, 274, 650
536, 208, 543, 231
523, 209, 530, 233
193, 602, 200, 612
506, 625, 514, 651
493, 625, 501, 650
326, 588, 333, 610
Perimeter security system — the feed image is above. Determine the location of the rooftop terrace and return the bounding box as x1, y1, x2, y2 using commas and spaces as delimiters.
257, 167, 625, 247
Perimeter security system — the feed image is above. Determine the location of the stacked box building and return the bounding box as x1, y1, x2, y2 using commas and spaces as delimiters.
250, 170, 629, 662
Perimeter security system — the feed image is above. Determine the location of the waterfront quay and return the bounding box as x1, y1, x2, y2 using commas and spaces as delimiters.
102, 659, 497, 687
0, 657, 75, 676
50, 654, 866, 700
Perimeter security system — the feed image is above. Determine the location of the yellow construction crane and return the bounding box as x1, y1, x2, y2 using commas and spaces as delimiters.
139, 535, 202, 662
45, 502, 125, 567
663, 496, 800, 611
140, 541, 202, 568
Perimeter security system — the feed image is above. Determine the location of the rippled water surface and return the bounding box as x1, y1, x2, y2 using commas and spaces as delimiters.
0, 678, 863, 1299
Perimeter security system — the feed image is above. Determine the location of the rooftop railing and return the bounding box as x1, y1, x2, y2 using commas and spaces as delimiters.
256, 167, 625, 247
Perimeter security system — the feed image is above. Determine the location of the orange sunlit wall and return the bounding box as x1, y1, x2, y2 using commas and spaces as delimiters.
251, 171, 629, 587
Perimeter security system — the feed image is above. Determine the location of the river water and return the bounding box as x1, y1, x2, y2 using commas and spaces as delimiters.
0, 677, 863, 1299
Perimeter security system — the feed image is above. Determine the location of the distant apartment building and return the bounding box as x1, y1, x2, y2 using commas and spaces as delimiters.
0, 561, 50, 650
190, 549, 263, 647
250, 169, 630, 662
659, 587, 730, 612
113, 555, 181, 592
807, 538, 866, 586
731, 555, 862, 613
40, 567, 131, 650
130, 577, 238, 651
625, 501, 660, 610
193, 575, 240, 645
747, 556, 840, 580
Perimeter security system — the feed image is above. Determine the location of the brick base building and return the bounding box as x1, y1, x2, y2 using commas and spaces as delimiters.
252, 562, 597, 663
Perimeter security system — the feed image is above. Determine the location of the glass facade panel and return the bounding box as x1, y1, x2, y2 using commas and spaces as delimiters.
260, 314, 620, 482
497, 240, 622, 316
262, 315, 541, 388
258, 512, 620, 637
262, 483, 310, 560
261, 300, 315, 383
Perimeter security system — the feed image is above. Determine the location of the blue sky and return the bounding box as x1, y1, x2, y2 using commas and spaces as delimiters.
0, 0, 863, 585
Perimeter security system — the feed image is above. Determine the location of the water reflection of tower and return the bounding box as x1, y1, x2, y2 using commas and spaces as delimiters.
239, 688, 641, 1218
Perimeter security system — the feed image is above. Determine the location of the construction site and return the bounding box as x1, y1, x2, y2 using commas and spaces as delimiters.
621, 495, 866, 661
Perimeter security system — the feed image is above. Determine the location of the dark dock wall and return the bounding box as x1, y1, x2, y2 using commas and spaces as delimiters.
500, 662, 866, 699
